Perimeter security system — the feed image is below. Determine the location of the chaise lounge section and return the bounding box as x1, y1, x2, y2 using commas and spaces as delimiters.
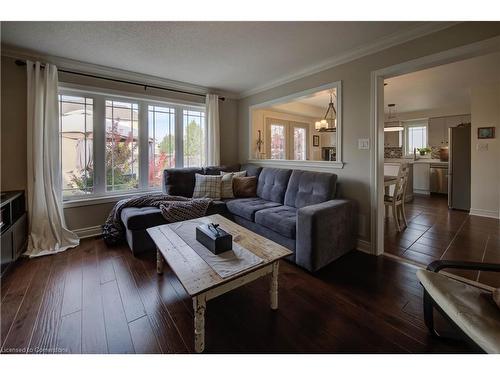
120, 164, 355, 272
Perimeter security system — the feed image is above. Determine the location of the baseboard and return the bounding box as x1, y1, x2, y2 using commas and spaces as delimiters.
469, 208, 500, 219
73, 225, 102, 239
356, 239, 372, 254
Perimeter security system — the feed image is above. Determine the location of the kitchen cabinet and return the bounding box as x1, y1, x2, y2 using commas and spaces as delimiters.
428, 114, 471, 147
413, 163, 430, 195
384, 130, 402, 147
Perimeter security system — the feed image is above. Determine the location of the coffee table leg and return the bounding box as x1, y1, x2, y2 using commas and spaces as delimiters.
156, 248, 164, 275
270, 261, 279, 310
193, 295, 206, 353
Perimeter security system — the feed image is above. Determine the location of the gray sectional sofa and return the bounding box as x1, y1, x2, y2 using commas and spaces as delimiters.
120, 164, 355, 272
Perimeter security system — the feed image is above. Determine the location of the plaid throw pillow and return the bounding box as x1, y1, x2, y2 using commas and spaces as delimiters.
220, 170, 246, 199
192, 174, 222, 199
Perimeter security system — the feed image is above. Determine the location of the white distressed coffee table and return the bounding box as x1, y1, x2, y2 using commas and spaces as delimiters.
147, 214, 292, 353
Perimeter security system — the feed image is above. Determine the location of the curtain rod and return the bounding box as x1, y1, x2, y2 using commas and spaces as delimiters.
15, 59, 225, 101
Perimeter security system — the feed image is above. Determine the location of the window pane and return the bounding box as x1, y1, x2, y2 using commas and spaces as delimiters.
148, 105, 175, 187
293, 127, 306, 160
183, 109, 206, 167
59, 95, 94, 197
270, 124, 286, 160
408, 126, 427, 152
105, 100, 139, 192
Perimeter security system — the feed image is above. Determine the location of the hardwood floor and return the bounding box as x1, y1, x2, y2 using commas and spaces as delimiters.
384, 194, 500, 287
1, 237, 477, 354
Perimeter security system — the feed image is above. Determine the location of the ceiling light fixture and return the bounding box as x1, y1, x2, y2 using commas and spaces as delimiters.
384, 103, 404, 132
315, 90, 337, 132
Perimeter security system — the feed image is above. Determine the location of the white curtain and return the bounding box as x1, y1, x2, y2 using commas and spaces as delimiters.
25, 61, 79, 257
206, 94, 220, 166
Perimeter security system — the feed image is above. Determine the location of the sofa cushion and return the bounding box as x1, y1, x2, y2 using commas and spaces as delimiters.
255, 206, 297, 239
241, 163, 263, 178
226, 197, 280, 221
203, 164, 240, 175
257, 168, 292, 204
284, 170, 337, 208
121, 207, 167, 231
163, 167, 204, 197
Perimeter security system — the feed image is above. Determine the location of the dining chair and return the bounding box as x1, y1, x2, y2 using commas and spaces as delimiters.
384, 164, 410, 232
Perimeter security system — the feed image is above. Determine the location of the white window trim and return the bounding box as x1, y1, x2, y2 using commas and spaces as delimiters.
59, 86, 205, 207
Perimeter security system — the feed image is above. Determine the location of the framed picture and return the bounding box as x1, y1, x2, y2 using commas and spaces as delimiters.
477, 127, 495, 139
313, 135, 320, 147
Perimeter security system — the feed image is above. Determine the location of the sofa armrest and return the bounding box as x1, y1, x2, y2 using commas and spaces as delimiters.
427, 260, 500, 273
296, 199, 355, 272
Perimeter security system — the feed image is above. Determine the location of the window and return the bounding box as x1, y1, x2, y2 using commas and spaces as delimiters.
59, 95, 94, 197
105, 100, 139, 192
405, 120, 428, 155
148, 105, 175, 187
58, 89, 205, 200
183, 109, 206, 167
270, 123, 286, 160
265, 118, 309, 160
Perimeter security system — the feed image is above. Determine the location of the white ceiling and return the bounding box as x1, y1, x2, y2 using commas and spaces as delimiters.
384, 51, 500, 115
1, 21, 449, 96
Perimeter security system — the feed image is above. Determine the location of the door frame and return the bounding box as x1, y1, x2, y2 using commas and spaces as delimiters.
369, 35, 500, 255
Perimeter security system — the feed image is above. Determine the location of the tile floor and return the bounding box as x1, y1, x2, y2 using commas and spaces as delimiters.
384, 194, 500, 287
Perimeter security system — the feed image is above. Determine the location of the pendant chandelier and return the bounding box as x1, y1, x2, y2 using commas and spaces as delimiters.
315, 90, 337, 132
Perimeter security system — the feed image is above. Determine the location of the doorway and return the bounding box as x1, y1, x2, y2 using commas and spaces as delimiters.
371, 37, 500, 287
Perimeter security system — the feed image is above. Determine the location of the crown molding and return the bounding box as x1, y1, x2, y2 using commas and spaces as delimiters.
239, 22, 459, 99
1, 44, 239, 100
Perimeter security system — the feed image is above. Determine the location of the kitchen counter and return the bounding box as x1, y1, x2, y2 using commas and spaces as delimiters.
384, 158, 448, 165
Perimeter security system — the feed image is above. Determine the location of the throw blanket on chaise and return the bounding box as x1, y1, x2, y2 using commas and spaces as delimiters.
102, 194, 211, 246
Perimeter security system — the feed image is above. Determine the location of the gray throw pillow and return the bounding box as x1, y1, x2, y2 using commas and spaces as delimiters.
192, 174, 222, 199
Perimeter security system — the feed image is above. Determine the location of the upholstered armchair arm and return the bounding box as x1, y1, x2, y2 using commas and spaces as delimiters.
296, 199, 354, 272
427, 260, 500, 273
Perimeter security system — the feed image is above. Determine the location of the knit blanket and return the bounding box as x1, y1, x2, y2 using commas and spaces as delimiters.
102, 193, 211, 246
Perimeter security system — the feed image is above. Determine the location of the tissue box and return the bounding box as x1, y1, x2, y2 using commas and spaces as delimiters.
196, 224, 233, 255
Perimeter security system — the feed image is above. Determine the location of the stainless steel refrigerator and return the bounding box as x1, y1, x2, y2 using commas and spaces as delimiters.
448, 124, 471, 210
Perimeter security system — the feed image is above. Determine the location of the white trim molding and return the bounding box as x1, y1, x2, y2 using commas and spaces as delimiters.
248, 80, 343, 167
469, 208, 500, 220
73, 225, 102, 239
356, 239, 372, 254
239, 22, 458, 98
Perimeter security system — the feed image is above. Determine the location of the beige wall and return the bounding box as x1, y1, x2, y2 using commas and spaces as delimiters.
238, 23, 500, 242
1, 56, 27, 192
0, 55, 239, 231
470, 83, 500, 218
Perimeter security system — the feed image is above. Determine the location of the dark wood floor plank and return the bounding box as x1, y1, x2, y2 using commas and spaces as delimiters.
101, 280, 134, 354
1, 257, 43, 349
1, 255, 53, 353
129, 315, 161, 354
60, 248, 84, 317
96, 245, 117, 284
112, 256, 146, 323
29, 255, 70, 354
57, 310, 82, 354
122, 251, 188, 353
81, 245, 108, 354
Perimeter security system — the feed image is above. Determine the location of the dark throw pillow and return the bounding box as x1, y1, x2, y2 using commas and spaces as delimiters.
233, 176, 257, 198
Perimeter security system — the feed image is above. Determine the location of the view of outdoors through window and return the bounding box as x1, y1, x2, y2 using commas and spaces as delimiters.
183, 109, 206, 167
293, 127, 307, 160
59, 92, 206, 198
105, 100, 139, 192
148, 105, 175, 187
59, 95, 94, 197
407, 125, 427, 153
270, 124, 286, 159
